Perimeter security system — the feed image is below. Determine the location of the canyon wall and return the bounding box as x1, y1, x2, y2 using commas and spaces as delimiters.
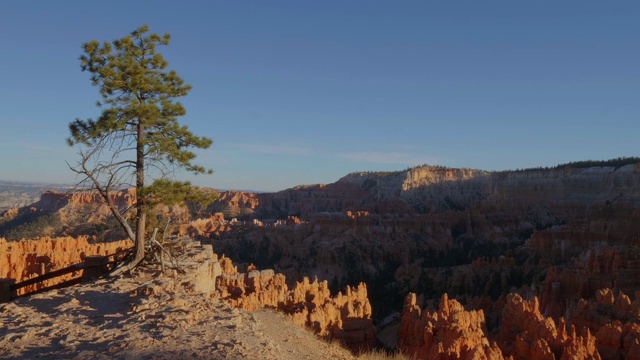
255, 163, 640, 217
205, 162, 640, 314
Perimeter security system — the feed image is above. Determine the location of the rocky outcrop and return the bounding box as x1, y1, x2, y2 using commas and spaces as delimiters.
0, 236, 130, 295
216, 268, 287, 310
208, 191, 260, 218
1, 207, 18, 222
130, 239, 223, 298
286, 278, 375, 352
398, 292, 503, 359
216, 262, 376, 351
0, 189, 139, 240
178, 213, 231, 238
37, 189, 136, 210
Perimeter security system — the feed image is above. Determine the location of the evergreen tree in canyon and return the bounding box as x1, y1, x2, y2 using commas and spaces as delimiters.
67, 25, 213, 274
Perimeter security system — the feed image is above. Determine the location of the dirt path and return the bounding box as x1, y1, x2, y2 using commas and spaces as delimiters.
0, 269, 356, 359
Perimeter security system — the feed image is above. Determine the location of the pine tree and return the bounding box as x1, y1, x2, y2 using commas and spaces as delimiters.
67, 25, 214, 274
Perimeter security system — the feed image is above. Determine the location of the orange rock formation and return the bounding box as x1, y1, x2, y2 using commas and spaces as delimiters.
497, 293, 601, 360
397, 290, 616, 359
216, 263, 376, 351
206, 190, 259, 218
398, 292, 504, 359
566, 288, 640, 360
38, 188, 136, 209
178, 213, 230, 237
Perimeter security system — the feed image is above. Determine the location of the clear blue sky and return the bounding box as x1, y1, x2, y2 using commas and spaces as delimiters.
1, 1, 639, 192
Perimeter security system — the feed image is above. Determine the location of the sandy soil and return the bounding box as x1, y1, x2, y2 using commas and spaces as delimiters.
0, 267, 357, 360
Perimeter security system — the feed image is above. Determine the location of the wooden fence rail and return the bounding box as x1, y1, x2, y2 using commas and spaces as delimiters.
0, 248, 132, 303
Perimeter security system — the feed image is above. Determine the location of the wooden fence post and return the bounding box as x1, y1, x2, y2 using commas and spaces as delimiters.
0, 278, 16, 303
81, 256, 109, 281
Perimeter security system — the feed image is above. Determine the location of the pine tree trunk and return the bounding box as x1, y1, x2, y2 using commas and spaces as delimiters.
130, 118, 146, 268
110, 120, 146, 276
133, 212, 146, 262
